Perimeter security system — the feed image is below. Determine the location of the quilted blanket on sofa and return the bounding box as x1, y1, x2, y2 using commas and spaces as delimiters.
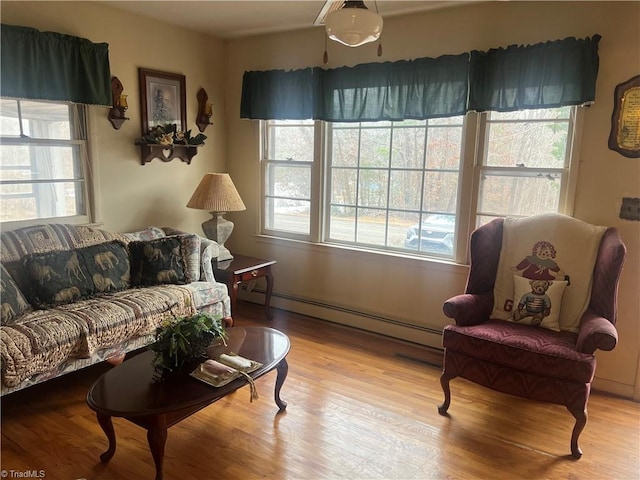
0, 284, 196, 388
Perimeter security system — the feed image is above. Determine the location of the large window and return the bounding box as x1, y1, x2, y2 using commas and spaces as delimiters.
261, 107, 581, 261
0, 99, 91, 225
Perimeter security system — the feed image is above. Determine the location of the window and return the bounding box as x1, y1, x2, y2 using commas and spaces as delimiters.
0, 99, 91, 225
473, 107, 575, 226
261, 107, 581, 261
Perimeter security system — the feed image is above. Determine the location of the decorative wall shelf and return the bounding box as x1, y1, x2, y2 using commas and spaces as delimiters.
135, 143, 202, 165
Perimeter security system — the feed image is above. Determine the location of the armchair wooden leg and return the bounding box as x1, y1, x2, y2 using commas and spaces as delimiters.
438, 371, 454, 415
568, 407, 587, 459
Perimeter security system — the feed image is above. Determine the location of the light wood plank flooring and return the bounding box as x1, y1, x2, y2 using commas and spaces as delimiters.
2, 302, 639, 479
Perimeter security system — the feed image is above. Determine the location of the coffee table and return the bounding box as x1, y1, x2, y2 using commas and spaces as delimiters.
86, 327, 290, 480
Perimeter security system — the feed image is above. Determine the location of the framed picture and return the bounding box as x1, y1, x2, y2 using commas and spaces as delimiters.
138, 68, 186, 134
608, 74, 640, 159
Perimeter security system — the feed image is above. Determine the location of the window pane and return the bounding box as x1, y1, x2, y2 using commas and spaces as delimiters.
329, 206, 356, 242
490, 107, 570, 121
485, 112, 569, 169
405, 213, 456, 255
358, 169, 388, 208
478, 172, 561, 216
264, 197, 310, 234
20, 101, 71, 140
267, 121, 314, 162
425, 126, 463, 169
422, 171, 459, 213
1, 181, 84, 221
0, 99, 21, 136
389, 170, 422, 211
0, 145, 81, 180
332, 128, 360, 167
360, 128, 390, 168
356, 208, 386, 246
388, 211, 419, 249
331, 167, 357, 206
265, 164, 310, 199
391, 127, 425, 169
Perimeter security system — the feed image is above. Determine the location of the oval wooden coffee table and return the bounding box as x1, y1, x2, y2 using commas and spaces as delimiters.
87, 326, 290, 480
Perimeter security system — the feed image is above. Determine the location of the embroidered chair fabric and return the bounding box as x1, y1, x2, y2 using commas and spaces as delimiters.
438, 215, 626, 458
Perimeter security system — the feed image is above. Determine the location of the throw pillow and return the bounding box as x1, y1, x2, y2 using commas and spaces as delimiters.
509, 275, 568, 331
23, 240, 130, 308
129, 236, 191, 287
491, 213, 606, 332
0, 263, 31, 325
161, 229, 201, 282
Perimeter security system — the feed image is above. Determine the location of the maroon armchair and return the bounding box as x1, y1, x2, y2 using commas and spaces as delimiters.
438, 217, 626, 458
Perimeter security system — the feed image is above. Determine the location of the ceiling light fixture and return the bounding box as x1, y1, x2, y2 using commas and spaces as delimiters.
325, 0, 383, 48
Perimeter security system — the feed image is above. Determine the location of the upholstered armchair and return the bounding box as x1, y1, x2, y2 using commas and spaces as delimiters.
438, 214, 626, 458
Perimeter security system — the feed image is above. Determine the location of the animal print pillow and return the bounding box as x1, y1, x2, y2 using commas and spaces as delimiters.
0, 263, 31, 325
22, 240, 130, 308
128, 235, 191, 287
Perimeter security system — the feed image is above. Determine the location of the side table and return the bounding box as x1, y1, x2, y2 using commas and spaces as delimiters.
213, 254, 276, 320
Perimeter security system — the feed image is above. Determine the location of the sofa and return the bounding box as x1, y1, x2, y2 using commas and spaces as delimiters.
0, 223, 231, 395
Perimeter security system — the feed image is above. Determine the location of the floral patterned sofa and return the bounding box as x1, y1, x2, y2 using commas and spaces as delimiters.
0, 224, 231, 395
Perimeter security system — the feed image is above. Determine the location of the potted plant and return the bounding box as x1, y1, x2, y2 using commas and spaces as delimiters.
150, 312, 227, 373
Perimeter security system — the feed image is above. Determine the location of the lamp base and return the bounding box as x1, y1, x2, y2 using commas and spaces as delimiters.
201, 213, 234, 262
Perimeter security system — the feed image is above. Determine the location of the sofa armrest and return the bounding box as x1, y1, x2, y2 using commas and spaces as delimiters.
199, 237, 220, 282
162, 227, 220, 282
576, 308, 618, 354
442, 292, 493, 326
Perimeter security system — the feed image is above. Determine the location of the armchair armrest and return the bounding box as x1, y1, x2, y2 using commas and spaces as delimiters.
576, 308, 618, 354
443, 292, 494, 326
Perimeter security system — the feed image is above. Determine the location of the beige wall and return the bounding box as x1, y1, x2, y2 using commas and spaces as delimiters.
1, 1, 228, 235
1, 1, 638, 397
224, 1, 640, 397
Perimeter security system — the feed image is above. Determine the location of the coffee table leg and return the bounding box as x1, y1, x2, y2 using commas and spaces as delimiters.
147, 417, 168, 480
96, 413, 116, 462
275, 358, 288, 411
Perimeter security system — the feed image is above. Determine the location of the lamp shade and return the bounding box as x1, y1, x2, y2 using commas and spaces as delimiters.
325, 0, 383, 47
186, 173, 246, 213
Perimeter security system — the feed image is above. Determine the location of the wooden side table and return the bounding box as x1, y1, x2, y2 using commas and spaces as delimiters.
213, 254, 276, 320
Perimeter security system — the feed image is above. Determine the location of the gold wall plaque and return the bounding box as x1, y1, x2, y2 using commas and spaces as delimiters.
608, 75, 640, 158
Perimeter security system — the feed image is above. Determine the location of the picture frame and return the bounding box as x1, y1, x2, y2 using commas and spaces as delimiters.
608, 74, 640, 159
138, 68, 187, 134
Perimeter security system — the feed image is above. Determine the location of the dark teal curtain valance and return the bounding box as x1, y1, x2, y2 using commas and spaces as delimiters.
468, 35, 601, 112
241, 68, 315, 120
1, 24, 112, 106
314, 54, 469, 122
240, 35, 601, 122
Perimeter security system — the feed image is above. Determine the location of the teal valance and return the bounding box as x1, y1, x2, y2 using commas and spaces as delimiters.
468, 35, 601, 112
240, 35, 601, 122
1, 24, 112, 106
314, 54, 469, 122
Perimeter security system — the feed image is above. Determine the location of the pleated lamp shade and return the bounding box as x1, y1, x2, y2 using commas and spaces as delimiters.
186, 173, 246, 213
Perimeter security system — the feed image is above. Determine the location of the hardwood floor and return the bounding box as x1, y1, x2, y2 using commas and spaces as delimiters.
2, 302, 639, 480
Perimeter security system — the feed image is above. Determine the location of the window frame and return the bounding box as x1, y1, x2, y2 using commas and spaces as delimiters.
0, 99, 95, 228
259, 107, 584, 264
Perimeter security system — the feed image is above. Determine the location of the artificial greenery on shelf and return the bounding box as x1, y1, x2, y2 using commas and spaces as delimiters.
139, 123, 207, 146
150, 312, 227, 373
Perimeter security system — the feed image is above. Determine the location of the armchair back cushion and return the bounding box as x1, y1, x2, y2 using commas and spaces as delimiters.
491, 213, 606, 332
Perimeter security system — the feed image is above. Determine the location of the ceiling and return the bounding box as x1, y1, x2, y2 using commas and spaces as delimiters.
104, 0, 477, 39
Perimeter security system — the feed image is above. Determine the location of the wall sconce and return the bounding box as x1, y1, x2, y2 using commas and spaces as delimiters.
196, 88, 213, 132
108, 76, 129, 130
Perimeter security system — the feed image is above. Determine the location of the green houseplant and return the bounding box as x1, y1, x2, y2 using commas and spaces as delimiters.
150, 312, 227, 373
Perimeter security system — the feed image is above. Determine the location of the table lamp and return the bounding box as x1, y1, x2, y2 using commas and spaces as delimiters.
186, 173, 246, 261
